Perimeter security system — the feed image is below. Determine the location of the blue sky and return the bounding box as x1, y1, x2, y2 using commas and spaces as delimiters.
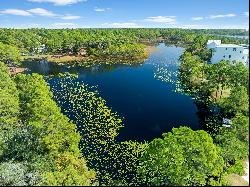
0, 0, 249, 29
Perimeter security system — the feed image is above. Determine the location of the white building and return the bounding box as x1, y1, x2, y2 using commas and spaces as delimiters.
207, 40, 221, 49
35, 44, 46, 53
207, 40, 249, 65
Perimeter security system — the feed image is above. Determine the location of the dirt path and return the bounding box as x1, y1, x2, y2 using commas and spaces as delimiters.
242, 158, 249, 183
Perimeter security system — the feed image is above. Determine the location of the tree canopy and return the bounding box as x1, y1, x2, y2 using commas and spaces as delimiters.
136, 127, 224, 186
0, 43, 22, 65
0, 63, 96, 186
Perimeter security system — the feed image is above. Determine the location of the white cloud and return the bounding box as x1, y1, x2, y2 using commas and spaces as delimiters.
0, 9, 31, 16
244, 11, 249, 17
28, 0, 85, 6
27, 8, 57, 17
208, 13, 236, 19
61, 15, 81, 20
144, 16, 176, 24
94, 7, 111, 12
53, 22, 77, 28
101, 22, 141, 28
191, 17, 203, 21
0, 8, 81, 20
94, 8, 105, 12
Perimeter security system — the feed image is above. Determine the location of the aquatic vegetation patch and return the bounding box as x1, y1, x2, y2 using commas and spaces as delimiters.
49, 73, 147, 185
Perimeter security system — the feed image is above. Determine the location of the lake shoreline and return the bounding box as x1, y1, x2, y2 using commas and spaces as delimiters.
23, 45, 158, 65
8, 66, 27, 75
23, 43, 201, 141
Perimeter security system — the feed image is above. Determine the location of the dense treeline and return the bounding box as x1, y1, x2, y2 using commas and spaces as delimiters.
177, 35, 249, 185
194, 29, 249, 36
0, 28, 248, 65
0, 62, 95, 185
0, 42, 22, 65
0, 29, 160, 61
136, 127, 224, 186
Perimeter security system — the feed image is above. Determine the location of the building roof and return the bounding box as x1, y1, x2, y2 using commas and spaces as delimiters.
207, 40, 221, 42
216, 44, 242, 48
207, 40, 221, 45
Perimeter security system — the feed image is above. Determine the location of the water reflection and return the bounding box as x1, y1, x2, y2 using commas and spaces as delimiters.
22, 60, 143, 76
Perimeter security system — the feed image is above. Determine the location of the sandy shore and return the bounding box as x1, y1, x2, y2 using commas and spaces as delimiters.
24, 45, 158, 64
8, 67, 26, 75
144, 45, 158, 54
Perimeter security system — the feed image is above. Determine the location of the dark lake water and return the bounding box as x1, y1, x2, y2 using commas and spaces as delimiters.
23, 43, 201, 141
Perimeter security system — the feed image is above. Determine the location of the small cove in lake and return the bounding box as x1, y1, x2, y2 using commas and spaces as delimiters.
22, 43, 201, 142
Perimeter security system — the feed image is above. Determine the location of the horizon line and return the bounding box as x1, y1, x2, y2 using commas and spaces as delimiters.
0, 27, 249, 30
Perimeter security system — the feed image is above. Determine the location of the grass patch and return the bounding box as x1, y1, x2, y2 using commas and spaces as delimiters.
223, 174, 249, 186
210, 85, 231, 102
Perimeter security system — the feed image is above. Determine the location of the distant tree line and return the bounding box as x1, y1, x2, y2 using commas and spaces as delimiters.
194, 29, 249, 36
0, 28, 248, 66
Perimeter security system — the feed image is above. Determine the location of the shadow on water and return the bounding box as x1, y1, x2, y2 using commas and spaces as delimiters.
22, 59, 143, 76
22, 43, 203, 142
